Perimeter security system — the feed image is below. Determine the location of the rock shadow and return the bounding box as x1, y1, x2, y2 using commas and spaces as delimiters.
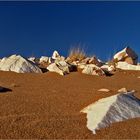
0, 86, 12, 93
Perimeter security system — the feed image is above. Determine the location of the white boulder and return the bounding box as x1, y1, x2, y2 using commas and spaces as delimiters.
82, 64, 105, 76
39, 56, 49, 63
114, 47, 138, 65
81, 91, 140, 134
47, 60, 74, 75
47, 63, 64, 75
117, 62, 140, 70
0, 55, 42, 73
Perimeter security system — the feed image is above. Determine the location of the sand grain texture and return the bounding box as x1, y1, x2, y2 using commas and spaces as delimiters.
0, 71, 140, 139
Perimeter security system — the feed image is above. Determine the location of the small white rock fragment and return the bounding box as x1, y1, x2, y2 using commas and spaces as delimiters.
98, 88, 110, 92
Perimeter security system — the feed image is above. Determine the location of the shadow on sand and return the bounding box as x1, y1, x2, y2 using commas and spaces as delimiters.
0, 86, 12, 93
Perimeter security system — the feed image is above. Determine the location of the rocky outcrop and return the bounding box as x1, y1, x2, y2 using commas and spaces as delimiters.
81, 91, 140, 134
0, 55, 42, 73
114, 47, 138, 65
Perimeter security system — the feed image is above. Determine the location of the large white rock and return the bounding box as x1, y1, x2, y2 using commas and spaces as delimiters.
0, 55, 42, 73
47, 63, 64, 75
82, 64, 105, 76
47, 60, 73, 75
81, 91, 140, 134
114, 47, 138, 65
117, 62, 140, 70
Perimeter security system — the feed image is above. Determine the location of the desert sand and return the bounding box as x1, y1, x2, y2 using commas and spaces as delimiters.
0, 70, 140, 139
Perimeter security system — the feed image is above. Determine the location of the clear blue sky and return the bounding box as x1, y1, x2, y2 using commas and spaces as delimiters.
0, 1, 140, 61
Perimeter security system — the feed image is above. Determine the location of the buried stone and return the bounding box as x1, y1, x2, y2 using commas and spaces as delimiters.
81, 91, 140, 134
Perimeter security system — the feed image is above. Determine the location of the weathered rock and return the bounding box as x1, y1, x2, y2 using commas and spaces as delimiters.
47, 60, 76, 75
82, 64, 105, 76
101, 65, 116, 72
0, 55, 42, 73
117, 62, 140, 70
81, 91, 140, 134
52, 50, 61, 60
114, 47, 138, 65
40, 56, 49, 63
98, 88, 110, 92
81, 57, 103, 67
47, 63, 64, 75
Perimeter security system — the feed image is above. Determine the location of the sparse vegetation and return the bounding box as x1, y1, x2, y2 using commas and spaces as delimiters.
68, 47, 86, 62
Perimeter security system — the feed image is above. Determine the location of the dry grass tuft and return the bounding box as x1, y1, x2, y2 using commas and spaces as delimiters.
68, 47, 86, 62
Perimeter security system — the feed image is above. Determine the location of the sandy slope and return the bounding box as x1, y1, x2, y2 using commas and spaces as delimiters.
0, 70, 140, 139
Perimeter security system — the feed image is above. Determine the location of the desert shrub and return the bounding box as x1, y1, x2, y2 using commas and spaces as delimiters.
68, 47, 86, 62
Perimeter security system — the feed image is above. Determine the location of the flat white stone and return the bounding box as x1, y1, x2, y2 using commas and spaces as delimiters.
98, 88, 110, 92
117, 62, 140, 70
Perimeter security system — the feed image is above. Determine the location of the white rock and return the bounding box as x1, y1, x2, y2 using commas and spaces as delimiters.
78, 63, 87, 69
114, 47, 138, 65
28, 57, 36, 63
47, 63, 64, 75
52, 50, 61, 60
98, 88, 110, 92
81, 91, 140, 134
82, 64, 105, 76
117, 62, 140, 70
0, 55, 42, 73
39, 56, 49, 63
47, 60, 72, 75
101, 65, 115, 72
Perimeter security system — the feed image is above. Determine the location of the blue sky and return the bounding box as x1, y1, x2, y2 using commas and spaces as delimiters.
0, 1, 140, 61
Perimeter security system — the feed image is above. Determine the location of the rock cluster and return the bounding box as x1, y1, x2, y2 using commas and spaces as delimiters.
0, 47, 139, 75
